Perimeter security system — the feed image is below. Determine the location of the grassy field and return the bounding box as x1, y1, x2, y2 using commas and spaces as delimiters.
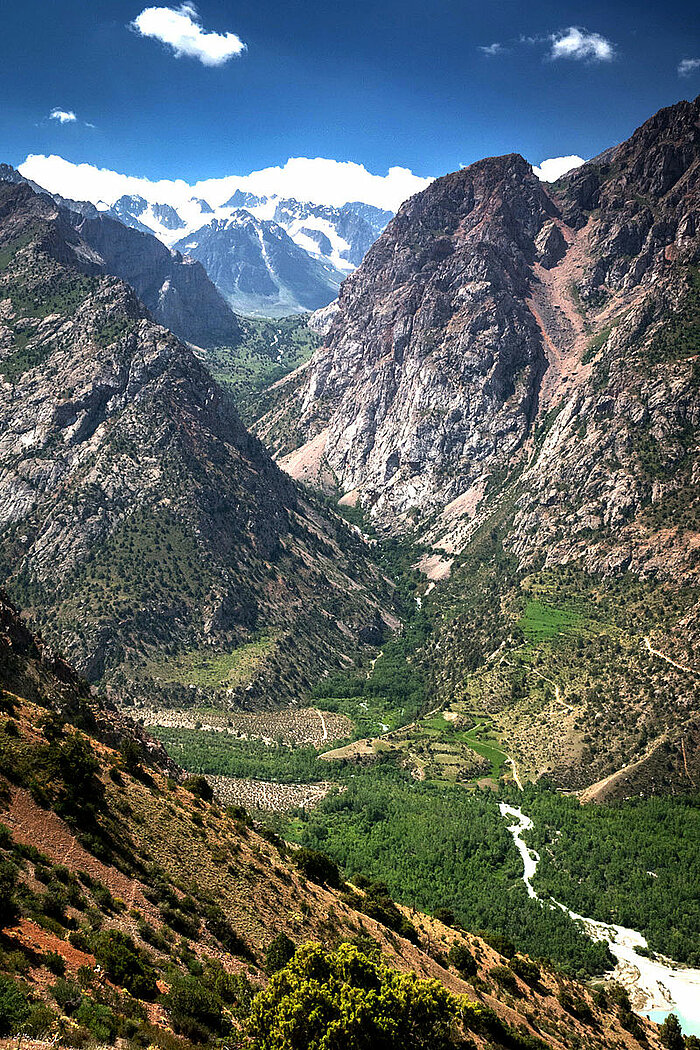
138, 635, 275, 690
518, 599, 583, 642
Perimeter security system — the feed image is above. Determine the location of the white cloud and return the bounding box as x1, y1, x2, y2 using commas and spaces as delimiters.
18, 154, 433, 213
131, 3, 246, 66
50, 109, 77, 124
532, 155, 585, 182
479, 42, 506, 57
678, 58, 700, 77
549, 27, 614, 62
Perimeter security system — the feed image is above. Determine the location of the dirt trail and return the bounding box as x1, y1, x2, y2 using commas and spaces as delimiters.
315, 708, 329, 742
643, 635, 698, 675
507, 757, 523, 791
579, 753, 652, 804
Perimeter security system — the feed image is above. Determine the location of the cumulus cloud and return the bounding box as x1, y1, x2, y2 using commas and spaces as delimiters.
50, 109, 77, 124
678, 58, 700, 77
130, 3, 246, 66
18, 154, 433, 213
478, 42, 506, 57
549, 27, 614, 62
532, 155, 585, 182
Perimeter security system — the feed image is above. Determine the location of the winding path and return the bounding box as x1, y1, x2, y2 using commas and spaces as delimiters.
315, 708, 329, 742
643, 636, 698, 676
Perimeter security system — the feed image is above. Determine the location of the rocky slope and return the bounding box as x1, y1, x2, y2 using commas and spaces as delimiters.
256, 96, 699, 579
0, 591, 664, 1050
253, 95, 700, 794
0, 179, 394, 706
0, 166, 241, 349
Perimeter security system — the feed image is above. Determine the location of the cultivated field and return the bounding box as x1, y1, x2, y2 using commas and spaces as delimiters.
137, 705, 353, 747
205, 775, 338, 812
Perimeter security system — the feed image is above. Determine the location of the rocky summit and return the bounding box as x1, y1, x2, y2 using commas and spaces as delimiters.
258, 96, 700, 585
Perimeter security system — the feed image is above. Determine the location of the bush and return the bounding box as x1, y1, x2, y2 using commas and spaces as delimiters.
163, 974, 229, 1043
510, 955, 540, 985
265, 933, 296, 974
183, 775, 214, 802
448, 942, 477, 979
481, 932, 516, 958
91, 930, 158, 999
0, 974, 31, 1036
74, 996, 117, 1043
43, 950, 66, 976
490, 964, 519, 993
0, 860, 19, 925
248, 942, 459, 1050
293, 847, 341, 887
433, 907, 456, 927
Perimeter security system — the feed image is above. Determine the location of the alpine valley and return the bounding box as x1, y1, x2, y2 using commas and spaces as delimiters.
0, 94, 699, 1050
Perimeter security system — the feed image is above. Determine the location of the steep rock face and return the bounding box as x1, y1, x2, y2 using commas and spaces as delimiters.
67, 210, 241, 348
257, 98, 700, 585
504, 96, 700, 580
0, 181, 393, 704
258, 155, 556, 521
0, 166, 241, 348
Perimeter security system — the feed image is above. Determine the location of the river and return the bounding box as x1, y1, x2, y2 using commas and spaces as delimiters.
499, 803, 700, 1036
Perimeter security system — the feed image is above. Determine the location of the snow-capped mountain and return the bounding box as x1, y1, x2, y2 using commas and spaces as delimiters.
173, 211, 346, 317
101, 190, 393, 315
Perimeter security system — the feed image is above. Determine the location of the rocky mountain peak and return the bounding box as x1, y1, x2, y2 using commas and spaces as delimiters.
253, 97, 699, 592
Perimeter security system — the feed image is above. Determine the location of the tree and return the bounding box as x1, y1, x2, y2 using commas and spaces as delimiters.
183, 775, 214, 802
294, 847, 341, 887
448, 943, 477, 979
91, 930, 157, 999
163, 973, 229, 1043
659, 1014, 684, 1050
248, 942, 460, 1050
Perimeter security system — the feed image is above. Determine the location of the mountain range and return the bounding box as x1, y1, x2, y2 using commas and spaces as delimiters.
0, 93, 699, 1046
253, 94, 700, 796
106, 190, 394, 316
0, 176, 394, 709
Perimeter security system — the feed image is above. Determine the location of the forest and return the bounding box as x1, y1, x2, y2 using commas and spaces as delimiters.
280, 767, 613, 978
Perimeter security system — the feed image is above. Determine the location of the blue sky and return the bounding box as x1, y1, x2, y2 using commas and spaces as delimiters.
1, 0, 698, 203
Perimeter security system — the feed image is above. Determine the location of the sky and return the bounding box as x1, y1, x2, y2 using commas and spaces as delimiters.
1, 0, 699, 209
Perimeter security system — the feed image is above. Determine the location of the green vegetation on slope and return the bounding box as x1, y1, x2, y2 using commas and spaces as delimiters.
204, 316, 320, 423
283, 768, 613, 978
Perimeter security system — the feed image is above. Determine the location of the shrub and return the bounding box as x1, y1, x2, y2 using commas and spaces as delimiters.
74, 996, 117, 1043
0, 974, 31, 1036
183, 775, 214, 802
491, 964, 519, 993
91, 930, 158, 999
265, 933, 296, 974
293, 847, 341, 887
433, 907, 456, 927
163, 974, 229, 1043
248, 942, 459, 1050
43, 951, 66, 976
448, 942, 477, 979
510, 955, 541, 985
0, 860, 19, 925
481, 932, 516, 958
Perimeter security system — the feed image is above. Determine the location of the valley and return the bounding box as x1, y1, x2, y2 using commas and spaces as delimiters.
0, 90, 699, 1050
